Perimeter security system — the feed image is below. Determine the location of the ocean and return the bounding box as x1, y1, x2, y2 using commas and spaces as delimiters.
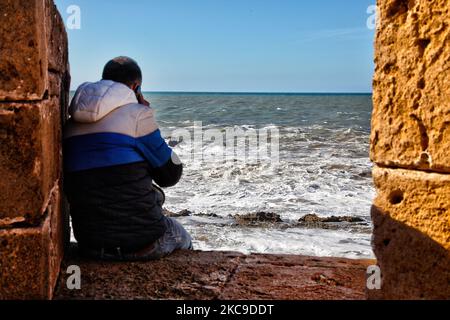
69, 92, 375, 259
145, 92, 375, 259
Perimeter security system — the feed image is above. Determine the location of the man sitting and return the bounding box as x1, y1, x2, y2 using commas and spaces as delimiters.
64, 56, 192, 261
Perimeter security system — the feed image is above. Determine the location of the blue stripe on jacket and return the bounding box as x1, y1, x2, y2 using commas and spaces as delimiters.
64, 130, 173, 173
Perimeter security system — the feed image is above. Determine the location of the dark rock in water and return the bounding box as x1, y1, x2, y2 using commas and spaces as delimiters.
234, 212, 283, 226
297, 214, 368, 232
358, 171, 372, 178
163, 210, 220, 219
299, 214, 323, 223
197, 213, 220, 218
323, 216, 365, 223
168, 140, 180, 147
162, 209, 175, 217
299, 214, 364, 223
178, 209, 193, 217
163, 209, 192, 218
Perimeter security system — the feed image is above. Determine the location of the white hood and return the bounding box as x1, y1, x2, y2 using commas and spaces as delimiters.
69, 80, 138, 123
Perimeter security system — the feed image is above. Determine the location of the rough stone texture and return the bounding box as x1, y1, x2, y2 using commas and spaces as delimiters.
0, 98, 62, 224
371, 0, 450, 173
48, 72, 64, 97
373, 167, 450, 250
370, 0, 450, 300
0, 0, 70, 300
55, 249, 374, 300
369, 167, 450, 300
44, 0, 69, 72
0, 0, 48, 101
370, 206, 450, 300
48, 70, 71, 135
0, 188, 65, 300
219, 254, 373, 300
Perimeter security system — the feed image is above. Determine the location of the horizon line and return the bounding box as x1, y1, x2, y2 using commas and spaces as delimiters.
70, 90, 373, 95
145, 91, 373, 94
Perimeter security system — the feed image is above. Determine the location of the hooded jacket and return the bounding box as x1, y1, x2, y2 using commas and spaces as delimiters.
64, 80, 182, 252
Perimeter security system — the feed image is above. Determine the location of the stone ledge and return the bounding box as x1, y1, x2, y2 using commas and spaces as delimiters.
55, 248, 374, 300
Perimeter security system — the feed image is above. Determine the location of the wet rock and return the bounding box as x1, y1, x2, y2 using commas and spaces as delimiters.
168, 140, 180, 148
163, 210, 221, 219
163, 209, 193, 218
234, 212, 283, 226
325, 216, 365, 223
299, 214, 364, 224
297, 214, 369, 233
162, 209, 175, 217
299, 214, 322, 223
196, 213, 220, 218
358, 171, 372, 178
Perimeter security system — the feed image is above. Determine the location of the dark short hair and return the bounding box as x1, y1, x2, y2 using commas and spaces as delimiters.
102, 56, 142, 86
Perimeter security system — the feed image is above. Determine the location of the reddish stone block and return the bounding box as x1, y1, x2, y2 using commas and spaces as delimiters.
0, 0, 48, 101
44, 0, 69, 72
0, 98, 62, 225
0, 187, 64, 300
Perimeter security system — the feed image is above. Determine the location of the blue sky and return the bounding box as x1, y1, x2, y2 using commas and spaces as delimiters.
55, 0, 376, 93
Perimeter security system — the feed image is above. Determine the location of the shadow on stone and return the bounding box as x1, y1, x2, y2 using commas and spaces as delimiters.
369, 205, 450, 300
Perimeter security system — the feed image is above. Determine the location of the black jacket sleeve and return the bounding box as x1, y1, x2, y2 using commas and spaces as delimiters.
150, 153, 183, 188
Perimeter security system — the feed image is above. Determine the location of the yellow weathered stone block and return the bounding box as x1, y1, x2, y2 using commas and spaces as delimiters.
370, 166, 450, 299
373, 166, 450, 249
371, 0, 450, 173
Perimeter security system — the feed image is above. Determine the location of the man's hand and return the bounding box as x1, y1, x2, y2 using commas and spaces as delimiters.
137, 93, 151, 107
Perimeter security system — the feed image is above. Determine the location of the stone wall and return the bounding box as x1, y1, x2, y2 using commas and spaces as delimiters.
370, 0, 450, 299
0, 0, 70, 299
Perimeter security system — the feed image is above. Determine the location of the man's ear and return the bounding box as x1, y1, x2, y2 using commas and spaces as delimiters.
131, 83, 139, 92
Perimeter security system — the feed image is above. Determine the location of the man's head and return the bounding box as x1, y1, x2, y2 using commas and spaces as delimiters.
102, 56, 142, 91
